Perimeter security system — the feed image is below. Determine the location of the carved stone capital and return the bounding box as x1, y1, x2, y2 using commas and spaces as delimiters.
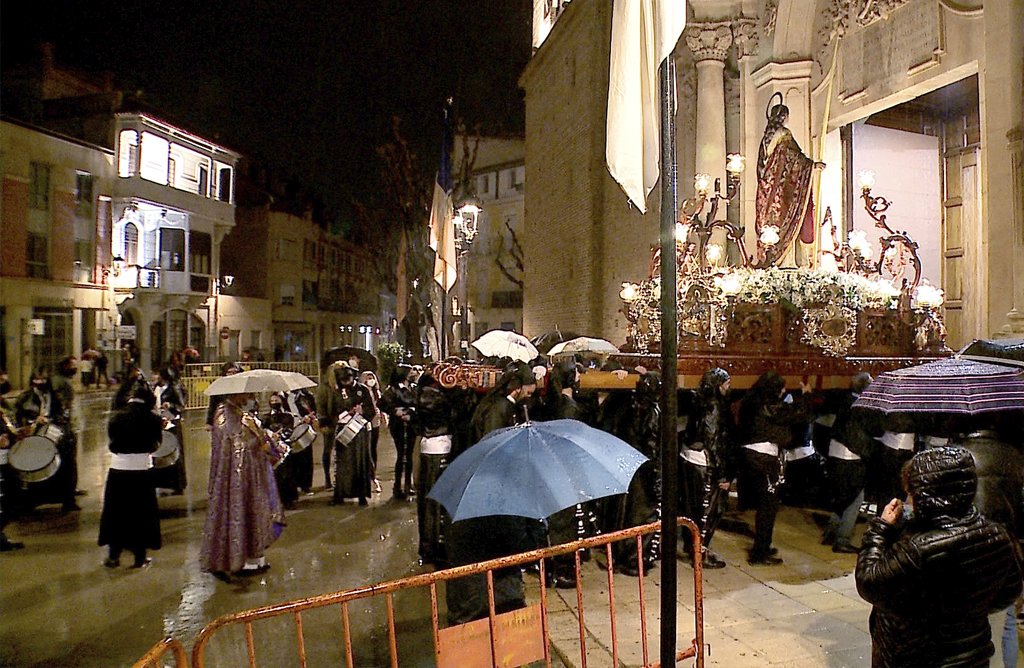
684, 22, 734, 62
733, 19, 760, 59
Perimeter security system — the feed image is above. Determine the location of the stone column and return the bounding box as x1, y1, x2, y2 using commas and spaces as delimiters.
685, 23, 733, 263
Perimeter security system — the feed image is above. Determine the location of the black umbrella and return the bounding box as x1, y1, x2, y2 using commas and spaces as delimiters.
958, 339, 1024, 368
320, 346, 378, 372
529, 329, 581, 355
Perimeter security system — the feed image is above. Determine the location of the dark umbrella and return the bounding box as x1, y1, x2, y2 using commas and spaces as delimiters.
427, 418, 647, 522
958, 339, 1024, 368
320, 346, 378, 372
530, 329, 581, 355
854, 358, 1024, 415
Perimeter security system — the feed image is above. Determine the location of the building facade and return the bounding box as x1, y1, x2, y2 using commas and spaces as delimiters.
1, 119, 116, 388
459, 136, 527, 347
520, 0, 1023, 350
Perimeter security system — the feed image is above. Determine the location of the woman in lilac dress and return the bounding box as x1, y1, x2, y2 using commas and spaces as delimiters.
200, 392, 285, 582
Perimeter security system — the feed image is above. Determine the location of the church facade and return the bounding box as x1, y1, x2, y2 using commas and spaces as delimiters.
520, 0, 1022, 351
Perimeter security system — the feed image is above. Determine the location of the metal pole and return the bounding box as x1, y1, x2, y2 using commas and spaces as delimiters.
658, 55, 679, 668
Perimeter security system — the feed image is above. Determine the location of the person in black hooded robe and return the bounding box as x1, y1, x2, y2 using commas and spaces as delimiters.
446, 363, 538, 625
98, 380, 162, 568
736, 370, 812, 565
414, 369, 453, 566
821, 372, 874, 554
611, 370, 662, 576
679, 367, 735, 569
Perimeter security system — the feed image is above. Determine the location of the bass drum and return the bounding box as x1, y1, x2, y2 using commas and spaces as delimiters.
9, 436, 62, 483
153, 431, 180, 468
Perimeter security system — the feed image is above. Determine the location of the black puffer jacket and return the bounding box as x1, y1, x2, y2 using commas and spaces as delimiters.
856, 447, 1023, 668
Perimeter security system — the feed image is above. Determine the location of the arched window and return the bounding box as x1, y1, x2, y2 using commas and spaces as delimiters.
124, 223, 138, 265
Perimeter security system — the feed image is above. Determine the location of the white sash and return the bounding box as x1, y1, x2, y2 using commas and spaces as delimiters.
420, 434, 452, 455
681, 448, 708, 467
110, 453, 153, 470
744, 441, 778, 456
786, 444, 816, 461
828, 439, 861, 461
880, 431, 914, 451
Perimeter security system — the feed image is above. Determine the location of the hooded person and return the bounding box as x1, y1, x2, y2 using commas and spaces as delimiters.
679, 367, 735, 569
821, 372, 874, 554
736, 370, 813, 565
98, 380, 162, 568
469, 361, 537, 444
379, 365, 418, 500
14, 367, 76, 512
325, 364, 375, 506
856, 446, 1023, 668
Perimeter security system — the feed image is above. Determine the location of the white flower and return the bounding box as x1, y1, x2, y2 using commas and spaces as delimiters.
705, 243, 724, 264
848, 230, 873, 259
714, 272, 743, 296
759, 225, 781, 246
619, 282, 640, 301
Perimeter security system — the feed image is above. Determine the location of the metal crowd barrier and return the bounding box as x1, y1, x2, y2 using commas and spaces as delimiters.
138, 518, 705, 668
131, 637, 189, 668
181, 362, 320, 410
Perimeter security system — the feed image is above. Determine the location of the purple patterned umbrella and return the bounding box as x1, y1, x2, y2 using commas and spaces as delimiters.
854, 358, 1024, 414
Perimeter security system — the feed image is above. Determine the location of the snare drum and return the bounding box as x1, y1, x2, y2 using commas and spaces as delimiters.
335, 414, 369, 446
9, 436, 62, 483
153, 432, 180, 468
33, 423, 64, 444
289, 423, 316, 453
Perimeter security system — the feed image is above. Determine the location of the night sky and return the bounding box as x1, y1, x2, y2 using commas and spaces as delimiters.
2, 0, 532, 228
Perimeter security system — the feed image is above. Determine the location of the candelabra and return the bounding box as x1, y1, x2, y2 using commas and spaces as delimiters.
677, 154, 748, 270
854, 170, 923, 289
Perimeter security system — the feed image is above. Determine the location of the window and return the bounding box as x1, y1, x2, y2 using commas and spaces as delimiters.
279, 284, 296, 306
189, 230, 212, 275
26, 233, 49, 279
501, 321, 516, 331
29, 163, 50, 210
118, 130, 138, 177
218, 167, 232, 202
250, 330, 261, 349
303, 240, 316, 269
124, 223, 139, 265
277, 238, 297, 261
75, 173, 94, 219
140, 132, 170, 185
160, 228, 185, 272
302, 280, 318, 305
198, 165, 209, 197
491, 290, 523, 308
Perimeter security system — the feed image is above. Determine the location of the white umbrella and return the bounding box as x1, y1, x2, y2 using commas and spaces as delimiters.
203, 369, 317, 396
547, 337, 619, 356
470, 330, 539, 363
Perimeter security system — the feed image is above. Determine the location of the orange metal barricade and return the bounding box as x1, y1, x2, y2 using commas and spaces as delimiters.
131, 637, 190, 668
143, 518, 705, 668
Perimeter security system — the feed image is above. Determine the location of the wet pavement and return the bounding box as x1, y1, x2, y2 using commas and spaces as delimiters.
2, 389, 1020, 667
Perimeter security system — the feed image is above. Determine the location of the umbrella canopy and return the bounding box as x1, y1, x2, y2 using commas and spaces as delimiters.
853, 358, 1024, 415
427, 418, 648, 522
471, 330, 539, 363
203, 369, 317, 396
321, 346, 378, 372
530, 330, 581, 355
958, 339, 1024, 368
547, 336, 619, 356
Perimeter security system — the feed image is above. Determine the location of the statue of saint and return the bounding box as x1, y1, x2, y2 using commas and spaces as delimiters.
754, 93, 825, 268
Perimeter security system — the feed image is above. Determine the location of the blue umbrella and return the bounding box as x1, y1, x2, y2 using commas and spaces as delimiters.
428, 419, 648, 522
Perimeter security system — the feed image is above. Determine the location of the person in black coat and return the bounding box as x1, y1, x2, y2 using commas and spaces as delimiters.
264, 392, 298, 509
856, 446, 1022, 668
469, 362, 537, 444
821, 372, 874, 554
379, 365, 418, 500
98, 380, 163, 568
14, 368, 76, 512
736, 370, 812, 565
679, 367, 735, 569
414, 370, 453, 565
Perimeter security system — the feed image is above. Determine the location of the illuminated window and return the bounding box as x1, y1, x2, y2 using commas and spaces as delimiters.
280, 284, 296, 306
118, 130, 138, 177
124, 223, 139, 265
75, 173, 94, 218
140, 132, 170, 185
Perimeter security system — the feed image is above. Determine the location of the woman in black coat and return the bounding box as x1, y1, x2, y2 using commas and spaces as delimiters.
98, 381, 163, 568
856, 446, 1022, 668
378, 365, 417, 500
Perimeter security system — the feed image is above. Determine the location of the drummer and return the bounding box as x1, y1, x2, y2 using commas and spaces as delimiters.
152, 367, 187, 495
13, 368, 77, 513
0, 411, 25, 551
264, 393, 298, 509
286, 389, 318, 495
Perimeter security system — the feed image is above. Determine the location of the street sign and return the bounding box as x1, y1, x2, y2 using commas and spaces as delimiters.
116, 325, 137, 339
220, 326, 231, 340
27, 319, 45, 336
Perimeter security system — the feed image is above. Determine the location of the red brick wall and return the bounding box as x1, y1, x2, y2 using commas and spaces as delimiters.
1, 178, 28, 278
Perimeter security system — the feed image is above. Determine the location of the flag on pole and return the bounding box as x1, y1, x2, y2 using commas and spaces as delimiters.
429, 102, 457, 291
605, 0, 686, 213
